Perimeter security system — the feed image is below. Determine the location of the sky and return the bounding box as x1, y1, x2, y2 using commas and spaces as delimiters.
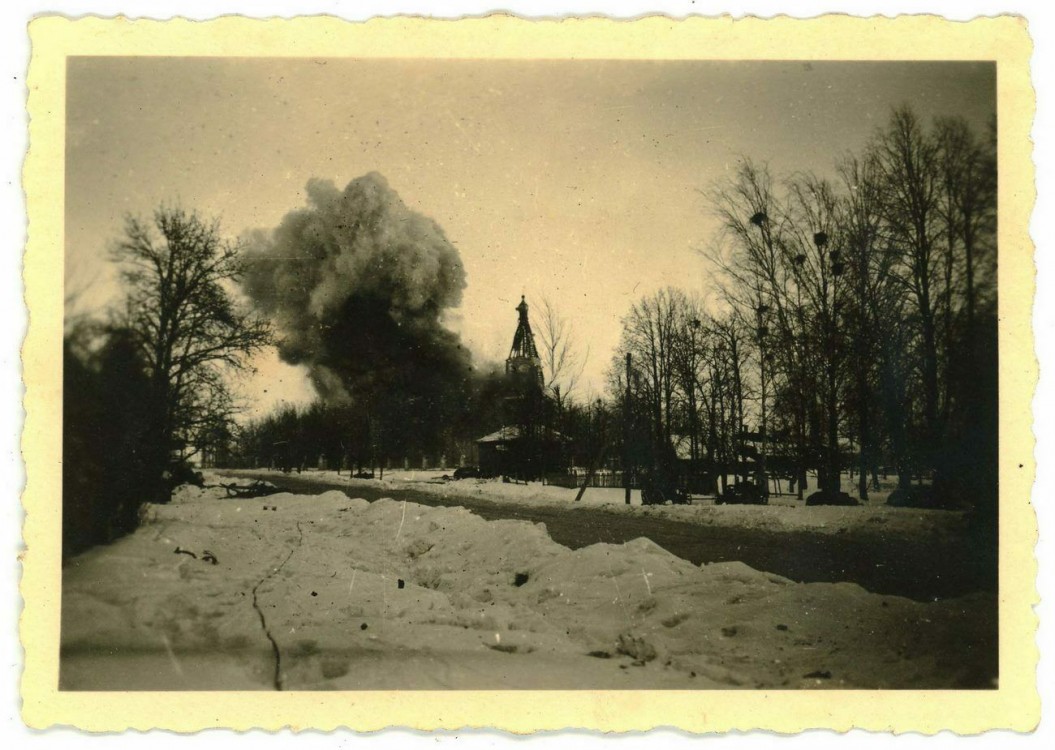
65, 58, 995, 419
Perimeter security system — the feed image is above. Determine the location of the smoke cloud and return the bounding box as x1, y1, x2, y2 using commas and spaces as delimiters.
241, 173, 474, 423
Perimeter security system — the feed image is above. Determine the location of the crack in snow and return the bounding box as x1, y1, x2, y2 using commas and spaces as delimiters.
250, 520, 304, 690
159, 634, 183, 677
602, 550, 632, 626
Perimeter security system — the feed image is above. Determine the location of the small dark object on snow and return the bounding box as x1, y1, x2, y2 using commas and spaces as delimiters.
717, 481, 769, 505
488, 643, 519, 654
587, 650, 612, 659
805, 490, 858, 507
453, 466, 480, 480
804, 670, 832, 679
641, 470, 691, 506
514, 572, 529, 587
721, 626, 738, 637
201, 550, 218, 565
166, 461, 205, 490
310, 591, 318, 597
776, 623, 789, 631
353, 470, 374, 479
397, 578, 405, 589
174, 547, 196, 559
222, 480, 278, 499
360, 623, 368, 630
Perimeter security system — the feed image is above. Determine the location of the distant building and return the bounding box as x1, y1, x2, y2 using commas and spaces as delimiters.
475, 296, 564, 479
477, 425, 533, 478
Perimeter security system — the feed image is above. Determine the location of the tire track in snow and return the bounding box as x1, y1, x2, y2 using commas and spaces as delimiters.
251, 520, 304, 690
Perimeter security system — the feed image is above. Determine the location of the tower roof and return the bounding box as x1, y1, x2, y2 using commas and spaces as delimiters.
508, 295, 540, 361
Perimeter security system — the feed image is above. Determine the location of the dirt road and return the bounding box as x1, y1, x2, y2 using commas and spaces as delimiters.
219, 470, 997, 603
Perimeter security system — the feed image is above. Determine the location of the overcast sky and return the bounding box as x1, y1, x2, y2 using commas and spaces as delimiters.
65, 58, 995, 418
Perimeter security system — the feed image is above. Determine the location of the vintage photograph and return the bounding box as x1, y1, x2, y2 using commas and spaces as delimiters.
55, 54, 1004, 693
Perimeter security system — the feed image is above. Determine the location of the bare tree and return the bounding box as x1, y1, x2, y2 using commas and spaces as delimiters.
710, 313, 752, 487
111, 206, 272, 499
707, 161, 846, 495
838, 152, 904, 498
781, 172, 850, 494
870, 106, 945, 462
670, 294, 708, 486
617, 287, 687, 449
934, 114, 997, 371
534, 295, 588, 412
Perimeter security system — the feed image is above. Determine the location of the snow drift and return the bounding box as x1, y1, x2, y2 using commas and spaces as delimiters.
60, 484, 994, 690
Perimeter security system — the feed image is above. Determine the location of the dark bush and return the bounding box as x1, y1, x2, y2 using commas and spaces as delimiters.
887, 485, 962, 510
717, 482, 768, 505
166, 460, 205, 490
63, 326, 155, 559
805, 490, 859, 507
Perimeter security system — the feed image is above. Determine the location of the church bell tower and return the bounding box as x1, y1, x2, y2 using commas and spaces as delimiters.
506, 296, 544, 391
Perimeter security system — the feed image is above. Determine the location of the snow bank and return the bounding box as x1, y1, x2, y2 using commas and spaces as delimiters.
60, 484, 993, 690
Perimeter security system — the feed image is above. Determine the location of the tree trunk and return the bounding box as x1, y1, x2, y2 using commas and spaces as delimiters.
855, 350, 871, 501
826, 361, 840, 494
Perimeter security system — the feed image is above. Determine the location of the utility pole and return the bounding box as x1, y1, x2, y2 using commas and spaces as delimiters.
756, 301, 770, 499
624, 352, 632, 505
689, 318, 701, 494
816, 230, 844, 495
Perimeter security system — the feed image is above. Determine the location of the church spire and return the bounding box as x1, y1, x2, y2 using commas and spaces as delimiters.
506, 296, 543, 389
510, 296, 540, 360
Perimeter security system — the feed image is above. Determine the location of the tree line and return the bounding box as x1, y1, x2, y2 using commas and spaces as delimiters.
610, 105, 997, 514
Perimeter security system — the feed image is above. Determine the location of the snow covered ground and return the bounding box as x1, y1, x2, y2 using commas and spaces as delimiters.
60, 483, 992, 690
244, 468, 965, 544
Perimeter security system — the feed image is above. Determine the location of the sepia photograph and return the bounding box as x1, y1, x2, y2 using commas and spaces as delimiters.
18, 11, 1040, 735
57, 54, 1002, 692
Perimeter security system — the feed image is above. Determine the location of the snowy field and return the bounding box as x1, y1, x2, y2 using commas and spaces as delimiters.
241, 468, 965, 544
60, 483, 992, 690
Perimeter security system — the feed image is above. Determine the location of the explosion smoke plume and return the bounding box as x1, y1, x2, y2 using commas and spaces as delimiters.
242, 173, 473, 419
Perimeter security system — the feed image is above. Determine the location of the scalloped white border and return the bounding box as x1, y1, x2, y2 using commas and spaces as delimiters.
13, 6, 1042, 738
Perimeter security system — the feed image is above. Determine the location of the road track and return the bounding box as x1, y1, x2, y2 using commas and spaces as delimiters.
219, 470, 997, 604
